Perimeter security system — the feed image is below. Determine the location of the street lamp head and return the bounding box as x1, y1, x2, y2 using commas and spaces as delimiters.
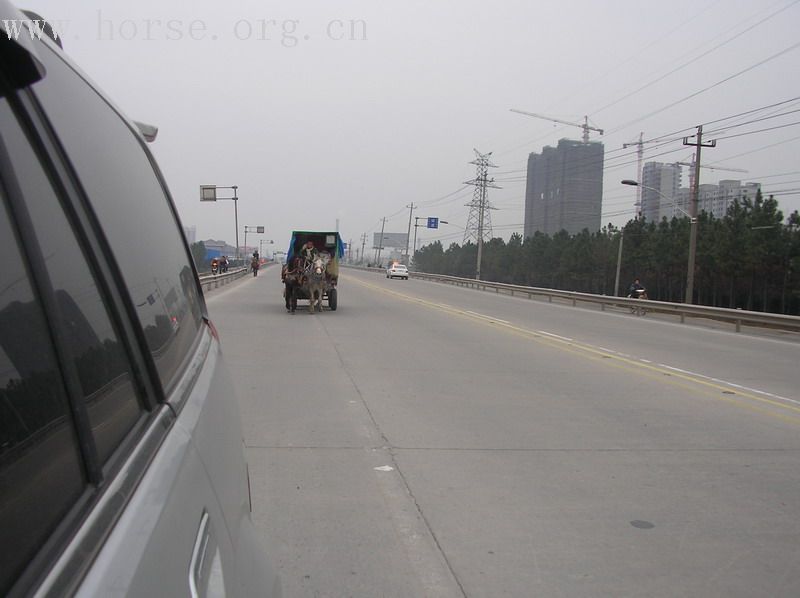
622, 179, 695, 221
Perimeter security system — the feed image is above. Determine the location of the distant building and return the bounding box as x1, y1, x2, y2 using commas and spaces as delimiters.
697, 184, 719, 218
201, 239, 237, 260
675, 187, 691, 219
524, 138, 604, 237
712, 180, 761, 219
676, 180, 761, 219
641, 162, 681, 221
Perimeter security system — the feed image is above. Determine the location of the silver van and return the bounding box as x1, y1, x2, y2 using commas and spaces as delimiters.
0, 3, 280, 595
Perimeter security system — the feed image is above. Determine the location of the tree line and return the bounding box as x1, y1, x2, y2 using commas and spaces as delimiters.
413, 191, 800, 315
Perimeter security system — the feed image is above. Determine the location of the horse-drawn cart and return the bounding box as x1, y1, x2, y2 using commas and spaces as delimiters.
282, 231, 344, 313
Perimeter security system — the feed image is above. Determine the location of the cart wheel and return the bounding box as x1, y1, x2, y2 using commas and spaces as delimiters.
328, 288, 337, 311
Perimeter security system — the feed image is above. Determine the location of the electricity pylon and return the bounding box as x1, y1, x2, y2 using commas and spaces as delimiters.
463, 149, 500, 279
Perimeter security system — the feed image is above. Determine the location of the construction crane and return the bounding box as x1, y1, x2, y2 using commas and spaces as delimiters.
674, 161, 747, 173
675, 159, 748, 192
623, 133, 645, 215
510, 108, 603, 143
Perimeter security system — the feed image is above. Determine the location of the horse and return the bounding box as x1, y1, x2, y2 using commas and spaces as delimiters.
304, 255, 328, 313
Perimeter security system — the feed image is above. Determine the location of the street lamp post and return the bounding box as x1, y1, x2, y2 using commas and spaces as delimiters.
243, 225, 264, 258
621, 179, 696, 302
613, 228, 624, 297
200, 185, 239, 260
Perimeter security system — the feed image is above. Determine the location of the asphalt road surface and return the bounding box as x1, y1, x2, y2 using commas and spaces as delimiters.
206, 265, 800, 598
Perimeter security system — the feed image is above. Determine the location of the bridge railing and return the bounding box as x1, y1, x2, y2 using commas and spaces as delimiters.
198, 266, 249, 292
343, 265, 800, 334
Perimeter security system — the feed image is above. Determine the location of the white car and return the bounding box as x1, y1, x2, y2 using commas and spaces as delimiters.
386, 264, 409, 279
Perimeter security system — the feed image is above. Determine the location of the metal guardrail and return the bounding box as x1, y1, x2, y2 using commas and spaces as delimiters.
198, 266, 249, 291
343, 265, 800, 334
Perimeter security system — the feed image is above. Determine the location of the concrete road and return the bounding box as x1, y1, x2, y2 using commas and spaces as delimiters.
206, 266, 800, 597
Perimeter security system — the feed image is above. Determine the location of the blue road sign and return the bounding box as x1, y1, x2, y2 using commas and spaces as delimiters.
427, 217, 439, 229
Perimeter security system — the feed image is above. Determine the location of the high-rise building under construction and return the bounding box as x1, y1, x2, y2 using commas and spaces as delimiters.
523, 138, 604, 237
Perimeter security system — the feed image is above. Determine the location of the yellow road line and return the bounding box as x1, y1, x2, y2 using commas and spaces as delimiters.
347, 275, 800, 423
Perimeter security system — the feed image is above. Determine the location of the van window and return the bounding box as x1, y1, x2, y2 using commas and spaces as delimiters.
31, 45, 204, 393
0, 190, 86, 596
0, 101, 145, 464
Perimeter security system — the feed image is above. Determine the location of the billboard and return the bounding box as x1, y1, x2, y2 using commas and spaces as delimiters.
373, 232, 408, 249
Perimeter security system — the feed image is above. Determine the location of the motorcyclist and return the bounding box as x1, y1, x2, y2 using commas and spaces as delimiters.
210, 257, 219, 274
628, 278, 645, 298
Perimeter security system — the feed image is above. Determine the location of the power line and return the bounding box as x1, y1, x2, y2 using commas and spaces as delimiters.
702, 98, 800, 132
747, 169, 800, 180
705, 133, 800, 165
484, 1, 788, 158
710, 120, 800, 141
417, 185, 472, 207
593, 0, 800, 118
559, 99, 800, 175
552, 0, 726, 113
608, 39, 800, 134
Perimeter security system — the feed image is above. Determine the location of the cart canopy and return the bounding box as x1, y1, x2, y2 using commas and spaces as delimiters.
286, 231, 345, 262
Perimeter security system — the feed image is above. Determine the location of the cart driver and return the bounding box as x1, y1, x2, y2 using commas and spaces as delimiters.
300, 241, 318, 263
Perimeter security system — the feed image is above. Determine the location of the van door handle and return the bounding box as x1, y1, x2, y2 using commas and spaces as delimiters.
189, 512, 211, 598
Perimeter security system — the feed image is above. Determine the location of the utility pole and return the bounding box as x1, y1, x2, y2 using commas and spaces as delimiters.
464, 150, 499, 280
348, 238, 353, 263
360, 233, 367, 264
413, 217, 423, 258
375, 217, 386, 266
404, 203, 415, 265
682, 125, 715, 304
614, 228, 624, 297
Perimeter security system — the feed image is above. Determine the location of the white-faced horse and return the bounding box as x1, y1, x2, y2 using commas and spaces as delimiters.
304, 255, 328, 313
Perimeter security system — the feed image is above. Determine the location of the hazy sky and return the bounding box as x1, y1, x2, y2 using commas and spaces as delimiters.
23, 0, 800, 255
